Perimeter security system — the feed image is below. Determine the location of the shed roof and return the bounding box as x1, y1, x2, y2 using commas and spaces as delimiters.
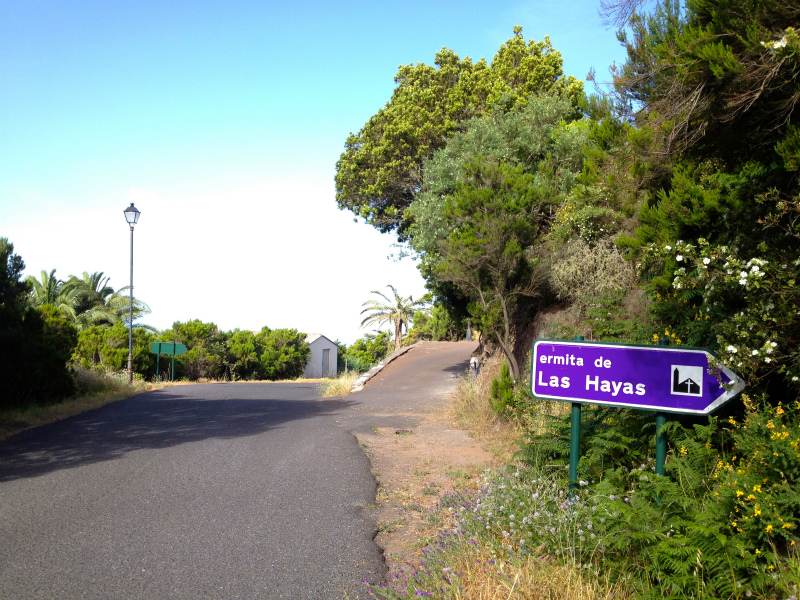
304, 333, 338, 346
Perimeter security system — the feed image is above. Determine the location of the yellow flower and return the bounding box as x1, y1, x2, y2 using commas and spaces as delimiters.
782, 523, 794, 529
736, 490, 744, 497
756, 549, 761, 554
680, 445, 688, 455
766, 524, 773, 533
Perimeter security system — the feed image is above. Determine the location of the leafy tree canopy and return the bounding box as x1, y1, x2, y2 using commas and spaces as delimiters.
614, 0, 800, 163
0, 239, 78, 407
608, 0, 800, 398
434, 159, 557, 379
27, 269, 151, 330
335, 26, 584, 235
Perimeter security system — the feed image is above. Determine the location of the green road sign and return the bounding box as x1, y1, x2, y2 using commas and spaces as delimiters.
150, 342, 187, 382
150, 342, 187, 355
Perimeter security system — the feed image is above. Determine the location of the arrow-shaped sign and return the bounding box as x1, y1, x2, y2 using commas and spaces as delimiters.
531, 339, 745, 415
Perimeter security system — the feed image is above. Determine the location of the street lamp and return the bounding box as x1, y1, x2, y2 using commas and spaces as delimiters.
123, 203, 141, 384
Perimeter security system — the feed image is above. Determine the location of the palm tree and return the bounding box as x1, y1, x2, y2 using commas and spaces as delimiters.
360, 285, 429, 352
28, 270, 151, 330
27, 269, 63, 306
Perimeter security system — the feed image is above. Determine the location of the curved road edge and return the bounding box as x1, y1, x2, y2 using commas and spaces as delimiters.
350, 342, 425, 392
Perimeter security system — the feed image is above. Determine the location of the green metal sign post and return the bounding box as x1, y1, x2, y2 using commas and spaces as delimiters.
655, 338, 670, 477
569, 336, 584, 496
150, 342, 187, 382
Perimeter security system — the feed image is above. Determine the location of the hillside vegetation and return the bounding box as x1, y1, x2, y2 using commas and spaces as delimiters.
341, 3, 800, 598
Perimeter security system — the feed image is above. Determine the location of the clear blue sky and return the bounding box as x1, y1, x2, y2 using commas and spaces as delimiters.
1, 0, 627, 344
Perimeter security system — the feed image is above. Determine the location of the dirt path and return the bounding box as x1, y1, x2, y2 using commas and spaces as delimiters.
345, 342, 497, 580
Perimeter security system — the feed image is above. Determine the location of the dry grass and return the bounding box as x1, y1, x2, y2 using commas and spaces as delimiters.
448, 355, 526, 464
317, 371, 361, 397
425, 357, 620, 600
417, 538, 631, 600
0, 370, 189, 441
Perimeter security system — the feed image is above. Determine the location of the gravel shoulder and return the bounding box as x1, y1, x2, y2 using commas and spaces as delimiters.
343, 342, 497, 581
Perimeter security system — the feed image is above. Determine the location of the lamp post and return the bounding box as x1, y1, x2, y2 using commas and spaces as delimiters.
123, 203, 141, 384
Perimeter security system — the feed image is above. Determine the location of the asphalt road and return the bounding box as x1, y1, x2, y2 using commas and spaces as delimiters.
0, 341, 475, 599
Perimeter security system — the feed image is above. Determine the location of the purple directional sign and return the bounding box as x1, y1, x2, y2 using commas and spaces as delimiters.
531, 339, 745, 415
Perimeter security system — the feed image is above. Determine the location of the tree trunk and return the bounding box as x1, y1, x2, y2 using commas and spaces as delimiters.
496, 334, 520, 381
497, 295, 520, 380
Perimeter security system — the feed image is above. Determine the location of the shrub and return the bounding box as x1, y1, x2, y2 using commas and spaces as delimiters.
73, 322, 155, 378
343, 331, 391, 370
547, 237, 637, 316
0, 240, 78, 408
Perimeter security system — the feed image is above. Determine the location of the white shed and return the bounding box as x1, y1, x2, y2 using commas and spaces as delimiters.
303, 334, 338, 378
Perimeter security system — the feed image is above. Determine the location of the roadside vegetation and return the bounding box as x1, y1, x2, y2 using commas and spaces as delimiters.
344, 2, 800, 598
318, 370, 362, 398
365, 364, 800, 599
1, 230, 445, 429
0, 368, 167, 440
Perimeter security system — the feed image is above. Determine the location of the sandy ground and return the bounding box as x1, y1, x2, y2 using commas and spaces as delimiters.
354, 400, 496, 581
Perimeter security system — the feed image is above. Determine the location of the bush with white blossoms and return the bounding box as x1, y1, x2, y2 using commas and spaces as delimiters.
639, 237, 800, 394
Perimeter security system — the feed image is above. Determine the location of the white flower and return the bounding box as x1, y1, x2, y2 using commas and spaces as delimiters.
727, 345, 738, 353
751, 265, 760, 274
740, 271, 748, 278
676, 255, 684, 262
765, 357, 772, 363
752, 350, 759, 356
793, 377, 798, 382
703, 257, 711, 265
665, 245, 672, 251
